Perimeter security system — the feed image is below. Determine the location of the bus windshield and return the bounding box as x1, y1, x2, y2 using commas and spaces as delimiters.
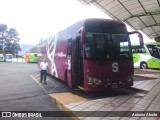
6, 55, 13, 59
84, 20, 131, 60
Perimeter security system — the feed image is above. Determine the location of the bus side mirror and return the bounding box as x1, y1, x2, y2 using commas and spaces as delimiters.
78, 27, 86, 45
138, 33, 144, 46
128, 31, 144, 46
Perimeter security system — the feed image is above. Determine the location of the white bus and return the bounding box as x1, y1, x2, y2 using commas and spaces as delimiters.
0, 54, 5, 62
5, 54, 13, 62
132, 42, 160, 69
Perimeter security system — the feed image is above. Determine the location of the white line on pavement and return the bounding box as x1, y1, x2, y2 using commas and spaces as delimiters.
30, 75, 48, 93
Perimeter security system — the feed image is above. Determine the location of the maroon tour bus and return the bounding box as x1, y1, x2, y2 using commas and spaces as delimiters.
36, 18, 143, 91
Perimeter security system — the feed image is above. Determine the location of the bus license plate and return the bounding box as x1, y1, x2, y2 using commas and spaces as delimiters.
112, 85, 118, 88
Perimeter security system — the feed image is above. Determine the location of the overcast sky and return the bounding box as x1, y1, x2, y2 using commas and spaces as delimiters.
0, 0, 152, 45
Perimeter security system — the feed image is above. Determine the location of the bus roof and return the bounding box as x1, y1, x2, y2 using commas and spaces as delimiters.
132, 42, 160, 46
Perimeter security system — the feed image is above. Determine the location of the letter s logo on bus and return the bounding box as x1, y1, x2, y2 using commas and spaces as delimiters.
112, 62, 118, 72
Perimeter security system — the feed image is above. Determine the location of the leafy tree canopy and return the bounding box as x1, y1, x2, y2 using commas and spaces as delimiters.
0, 24, 21, 56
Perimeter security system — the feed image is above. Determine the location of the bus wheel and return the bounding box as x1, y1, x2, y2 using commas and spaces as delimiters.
140, 62, 148, 69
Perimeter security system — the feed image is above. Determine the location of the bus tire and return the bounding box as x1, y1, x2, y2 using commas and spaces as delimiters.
140, 62, 148, 69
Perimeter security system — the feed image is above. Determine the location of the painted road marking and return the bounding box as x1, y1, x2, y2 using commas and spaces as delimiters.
30, 74, 59, 93
30, 75, 48, 93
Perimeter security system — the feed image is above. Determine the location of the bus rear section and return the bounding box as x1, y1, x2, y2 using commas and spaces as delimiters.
24, 53, 30, 63
29, 53, 38, 63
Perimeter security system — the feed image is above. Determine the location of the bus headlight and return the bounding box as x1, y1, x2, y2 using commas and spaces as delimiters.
87, 76, 94, 83
86, 75, 102, 84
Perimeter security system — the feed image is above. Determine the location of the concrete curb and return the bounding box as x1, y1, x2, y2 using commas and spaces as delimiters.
49, 95, 80, 120
49, 92, 88, 120
135, 69, 160, 73
134, 74, 159, 79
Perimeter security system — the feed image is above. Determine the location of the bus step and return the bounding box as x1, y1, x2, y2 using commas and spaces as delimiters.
77, 86, 84, 90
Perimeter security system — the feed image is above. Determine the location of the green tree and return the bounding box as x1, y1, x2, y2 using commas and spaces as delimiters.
0, 24, 8, 53
4, 28, 21, 54
0, 25, 21, 56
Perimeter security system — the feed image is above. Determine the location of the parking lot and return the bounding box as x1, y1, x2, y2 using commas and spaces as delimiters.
0, 62, 72, 120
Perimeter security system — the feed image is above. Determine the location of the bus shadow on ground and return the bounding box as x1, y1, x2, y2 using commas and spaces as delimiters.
39, 72, 149, 100
45, 74, 73, 93
71, 86, 148, 100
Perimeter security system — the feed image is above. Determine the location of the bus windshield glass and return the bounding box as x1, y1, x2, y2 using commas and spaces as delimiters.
132, 46, 146, 53
84, 20, 132, 60
6, 55, 13, 59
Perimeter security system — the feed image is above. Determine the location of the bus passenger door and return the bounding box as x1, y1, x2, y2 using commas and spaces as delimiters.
66, 37, 84, 88
67, 39, 73, 88
75, 36, 84, 87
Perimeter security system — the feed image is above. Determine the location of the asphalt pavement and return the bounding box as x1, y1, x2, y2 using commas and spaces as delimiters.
0, 62, 72, 120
